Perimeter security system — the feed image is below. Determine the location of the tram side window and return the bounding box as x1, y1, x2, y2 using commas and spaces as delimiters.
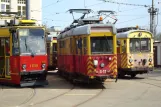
12, 33, 19, 55
121, 40, 126, 53
76, 40, 78, 54
53, 43, 57, 53
5, 38, 10, 56
117, 40, 121, 53
0, 38, 5, 56
83, 37, 87, 55
70, 38, 72, 54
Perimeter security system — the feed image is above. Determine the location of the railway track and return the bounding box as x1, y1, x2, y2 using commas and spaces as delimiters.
26, 85, 75, 107
18, 88, 37, 106
0, 84, 4, 97
21, 75, 75, 107
0, 84, 3, 90
136, 76, 161, 89
73, 84, 105, 107
27, 84, 105, 107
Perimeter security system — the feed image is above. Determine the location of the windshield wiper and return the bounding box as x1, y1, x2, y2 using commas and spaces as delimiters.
25, 38, 28, 52
104, 35, 112, 53
31, 51, 36, 57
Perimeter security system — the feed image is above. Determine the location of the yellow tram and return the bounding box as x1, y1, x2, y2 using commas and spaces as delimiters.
46, 31, 60, 70
117, 27, 154, 78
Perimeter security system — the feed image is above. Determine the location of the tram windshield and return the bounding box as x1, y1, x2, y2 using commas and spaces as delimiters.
130, 38, 151, 53
18, 28, 46, 55
91, 37, 113, 54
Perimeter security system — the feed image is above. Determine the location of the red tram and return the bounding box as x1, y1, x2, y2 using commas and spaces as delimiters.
0, 18, 48, 87
57, 9, 118, 83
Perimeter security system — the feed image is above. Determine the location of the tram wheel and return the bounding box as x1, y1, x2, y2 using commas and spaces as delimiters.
118, 72, 125, 78
130, 74, 136, 78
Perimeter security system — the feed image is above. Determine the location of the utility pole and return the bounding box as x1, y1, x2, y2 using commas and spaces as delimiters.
148, 0, 159, 36
26, 0, 31, 20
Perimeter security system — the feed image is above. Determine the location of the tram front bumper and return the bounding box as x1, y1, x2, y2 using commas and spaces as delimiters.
127, 67, 154, 72
20, 80, 48, 87
20, 70, 48, 87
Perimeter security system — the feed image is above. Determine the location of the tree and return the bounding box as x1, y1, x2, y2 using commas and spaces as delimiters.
155, 32, 161, 41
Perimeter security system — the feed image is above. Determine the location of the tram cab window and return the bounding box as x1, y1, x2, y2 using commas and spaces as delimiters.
130, 39, 140, 52
121, 40, 126, 53
18, 29, 46, 55
91, 37, 113, 54
12, 32, 19, 55
140, 38, 150, 52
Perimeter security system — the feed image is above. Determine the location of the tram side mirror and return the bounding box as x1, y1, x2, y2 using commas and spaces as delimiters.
13, 33, 18, 43
117, 41, 120, 46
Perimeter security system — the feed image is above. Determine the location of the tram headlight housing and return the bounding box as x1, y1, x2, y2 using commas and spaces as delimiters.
93, 60, 98, 67
100, 63, 105, 68
149, 58, 152, 62
22, 64, 26, 70
41, 63, 46, 69
109, 57, 112, 61
129, 58, 133, 63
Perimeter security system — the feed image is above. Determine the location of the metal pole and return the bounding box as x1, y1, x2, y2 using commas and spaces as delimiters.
26, 0, 30, 19
148, 0, 157, 36
152, 0, 155, 35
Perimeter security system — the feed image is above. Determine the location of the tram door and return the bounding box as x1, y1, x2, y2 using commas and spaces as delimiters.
78, 37, 83, 73
0, 37, 11, 78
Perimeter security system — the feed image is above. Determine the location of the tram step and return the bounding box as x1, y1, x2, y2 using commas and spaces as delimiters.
20, 80, 48, 87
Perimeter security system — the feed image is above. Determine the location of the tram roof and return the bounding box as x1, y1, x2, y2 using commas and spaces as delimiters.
57, 24, 116, 39
116, 30, 153, 38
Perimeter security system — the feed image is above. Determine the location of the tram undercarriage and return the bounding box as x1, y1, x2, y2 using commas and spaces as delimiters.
20, 70, 48, 87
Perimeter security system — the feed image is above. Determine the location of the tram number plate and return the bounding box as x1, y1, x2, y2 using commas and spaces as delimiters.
30, 64, 38, 68
96, 70, 109, 74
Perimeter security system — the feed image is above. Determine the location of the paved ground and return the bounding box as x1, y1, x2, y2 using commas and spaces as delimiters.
0, 69, 161, 107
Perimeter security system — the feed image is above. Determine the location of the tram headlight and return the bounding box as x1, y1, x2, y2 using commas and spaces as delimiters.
100, 63, 105, 68
149, 58, 152, 62
22, 64, 26, 70
129, 59, 133, 63
109, 57, 112, 61
93, 60, 98, 67
41, 63, 46, 69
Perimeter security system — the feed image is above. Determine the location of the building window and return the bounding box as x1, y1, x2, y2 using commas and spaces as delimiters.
18, 0, 26, 4
17, 6, 26, 16
1, 3, 10, 12
1, 0, 10, 3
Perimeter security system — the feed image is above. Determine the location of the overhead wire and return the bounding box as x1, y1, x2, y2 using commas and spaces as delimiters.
117, 7, 147, 13
31, 0, 66, 13
43, 18, 71, 22
101, 0, 150, 7
116, 14, 149, 16
42, 0, 154, 29
42, 0, 65, 9
85, 2, 105, 8
117, 16, 148, 24
44, 11, 67, 16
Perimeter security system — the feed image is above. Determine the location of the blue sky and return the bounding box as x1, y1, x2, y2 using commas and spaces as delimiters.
42, 0, 161, 33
